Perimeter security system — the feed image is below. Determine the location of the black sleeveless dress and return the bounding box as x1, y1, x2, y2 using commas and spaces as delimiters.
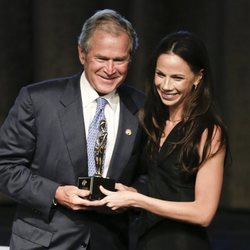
137, 122, 212, 250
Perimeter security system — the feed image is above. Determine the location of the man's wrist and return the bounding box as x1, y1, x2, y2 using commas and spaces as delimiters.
52, 198, 58, 206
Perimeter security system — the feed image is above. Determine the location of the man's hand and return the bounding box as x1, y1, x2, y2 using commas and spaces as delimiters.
55, 185, 96, 211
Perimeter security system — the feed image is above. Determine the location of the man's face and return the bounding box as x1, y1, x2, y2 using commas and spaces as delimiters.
78, 29, 131, 95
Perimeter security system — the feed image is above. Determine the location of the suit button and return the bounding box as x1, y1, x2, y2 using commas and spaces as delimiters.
32, 208, 41, 214
81, 242, 87, 248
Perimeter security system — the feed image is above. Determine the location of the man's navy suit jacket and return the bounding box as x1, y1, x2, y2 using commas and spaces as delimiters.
0, 73, 145, 250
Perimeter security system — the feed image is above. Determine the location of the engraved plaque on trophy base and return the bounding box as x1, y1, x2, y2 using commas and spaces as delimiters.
78, 176, 115, 200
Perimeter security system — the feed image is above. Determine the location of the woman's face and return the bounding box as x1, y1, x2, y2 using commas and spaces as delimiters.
154, 53, 202, 112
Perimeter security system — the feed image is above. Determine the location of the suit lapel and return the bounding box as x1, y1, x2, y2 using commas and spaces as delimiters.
58, 75, 88, 180
58, 79, 141, 182
107, 87, 140, 180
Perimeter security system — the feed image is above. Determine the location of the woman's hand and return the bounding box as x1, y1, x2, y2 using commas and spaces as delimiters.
90, 184, 138, 211
115, 183, 137, 192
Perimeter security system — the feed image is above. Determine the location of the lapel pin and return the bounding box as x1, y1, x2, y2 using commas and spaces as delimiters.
125, 129, 132, 136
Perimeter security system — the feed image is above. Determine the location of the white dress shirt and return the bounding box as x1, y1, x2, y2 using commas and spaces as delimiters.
80, 72, 120, 177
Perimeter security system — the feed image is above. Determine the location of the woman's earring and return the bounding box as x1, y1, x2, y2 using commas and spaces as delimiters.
193, 84, 197, 90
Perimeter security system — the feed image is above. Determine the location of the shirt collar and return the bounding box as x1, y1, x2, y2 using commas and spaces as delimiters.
80, 72, 119, 111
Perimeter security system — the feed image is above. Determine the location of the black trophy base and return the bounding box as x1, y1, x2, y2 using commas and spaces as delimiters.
78, 176, 115, 200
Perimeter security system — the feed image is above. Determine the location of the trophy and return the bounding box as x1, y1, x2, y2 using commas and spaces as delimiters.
78, 120, 115, 200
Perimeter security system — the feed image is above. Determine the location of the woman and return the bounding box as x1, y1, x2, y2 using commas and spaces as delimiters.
94, 31, 228, 249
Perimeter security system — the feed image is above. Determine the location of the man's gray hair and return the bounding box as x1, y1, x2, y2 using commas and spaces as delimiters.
78, 9, 138, 57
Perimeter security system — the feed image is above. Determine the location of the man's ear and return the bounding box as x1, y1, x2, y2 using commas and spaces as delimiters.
78, 45, 85, 65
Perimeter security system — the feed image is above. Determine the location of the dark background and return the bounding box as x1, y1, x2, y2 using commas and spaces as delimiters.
0, 0, 250, 247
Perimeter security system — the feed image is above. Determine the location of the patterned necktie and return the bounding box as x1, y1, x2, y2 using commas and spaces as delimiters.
87, 97, 108, 176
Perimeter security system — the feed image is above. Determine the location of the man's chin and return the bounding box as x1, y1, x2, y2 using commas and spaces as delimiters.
97, 89, 115, 95
95, 83, 120, 95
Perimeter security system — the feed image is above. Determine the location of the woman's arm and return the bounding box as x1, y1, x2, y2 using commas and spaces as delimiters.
97, 126, 225, 227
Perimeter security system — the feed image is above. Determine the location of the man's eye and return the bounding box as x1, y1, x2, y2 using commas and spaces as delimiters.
96, 58, 107, 62
113, 59, 128, 65
95, 58, 127, 65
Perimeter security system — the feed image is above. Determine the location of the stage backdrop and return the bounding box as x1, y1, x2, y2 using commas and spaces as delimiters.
0, 0, 250, 210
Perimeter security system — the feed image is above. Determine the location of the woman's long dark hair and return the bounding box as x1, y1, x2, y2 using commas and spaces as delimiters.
139, 31, 228, 174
